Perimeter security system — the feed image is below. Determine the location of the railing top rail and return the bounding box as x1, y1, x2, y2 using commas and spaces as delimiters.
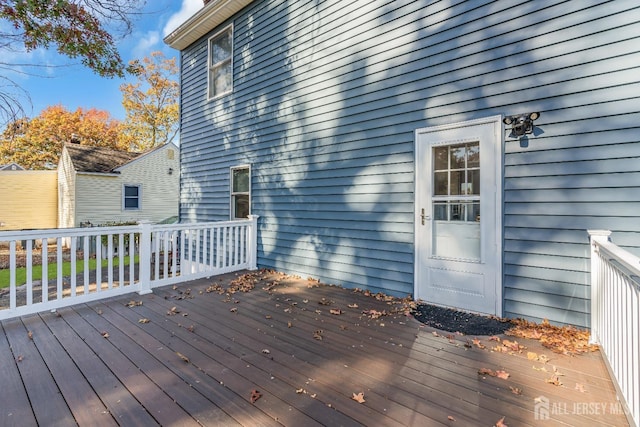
0, 218, 257, 242
594, 238, 640, 289
0, 225, 142, 241
149, 219, 253, 232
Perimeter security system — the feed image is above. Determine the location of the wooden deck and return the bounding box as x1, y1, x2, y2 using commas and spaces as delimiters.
0, 270, 630, 426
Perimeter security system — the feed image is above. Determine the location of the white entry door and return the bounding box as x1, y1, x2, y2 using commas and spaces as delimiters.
414, 116, 502, 316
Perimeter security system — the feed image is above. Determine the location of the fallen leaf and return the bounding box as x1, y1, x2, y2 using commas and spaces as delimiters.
296, 388, 304, 394
261, 349, 270, 354
448, 415, 456, 421
352, 392, 366, 403
310, 393, 317, 398
265, 315, 272, 319
230, 307, 238, 313
27, 331, 33, 340
509, 386, 522, 395
330, 309, 342, 315
496, 370, 510, 380
472, 338, 486, 349
97, 309, 103, 315
176, 352, 189, 363
489, 336, 501, 341
546, 375, 562, 386
478, 368, 495, 377
250, 389, 262, 403
126, 300, 143, 308
575, 383, 587, 393
187, 324, 195, 333
138, 318, 150, 324
16, 355, 23, 362
527, 352, 538, 361
318, 298, 333, 306
348, 303, 359, 308
339, 325, 348, 330
313, 330, 323, 340
287, 321, 292, 328
495, 416, 508, 427
101, 331, 109, 338
432, 331, 440, 337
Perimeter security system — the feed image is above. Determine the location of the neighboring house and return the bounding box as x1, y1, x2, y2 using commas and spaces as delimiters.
0, 163, 25, 171
0, 170, 57, 230
165, 0, 640, 327
58, 142, 180, 228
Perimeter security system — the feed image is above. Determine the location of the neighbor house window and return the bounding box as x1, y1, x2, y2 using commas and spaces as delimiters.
123, 185, 141, 210
208, 25, 233, 99
231, 166, 250, 219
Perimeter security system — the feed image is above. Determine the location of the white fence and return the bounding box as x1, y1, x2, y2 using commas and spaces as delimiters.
589, 230, 639, 427
0, 216, 258, 320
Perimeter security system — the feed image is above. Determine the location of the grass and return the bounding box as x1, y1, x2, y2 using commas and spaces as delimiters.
0, 256, 136, 289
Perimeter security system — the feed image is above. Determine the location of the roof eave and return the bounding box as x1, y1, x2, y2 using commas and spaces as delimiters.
164, 0, 254, 50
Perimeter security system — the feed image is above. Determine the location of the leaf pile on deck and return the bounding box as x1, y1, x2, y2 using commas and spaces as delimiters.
506, 318, 598, 355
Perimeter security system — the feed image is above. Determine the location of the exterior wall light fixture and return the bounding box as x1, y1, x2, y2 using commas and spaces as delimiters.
503, 112, 540, 139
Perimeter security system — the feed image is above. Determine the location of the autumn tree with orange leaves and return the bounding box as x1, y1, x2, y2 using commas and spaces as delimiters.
120, 51, 179, 151
0, 105, 127, 169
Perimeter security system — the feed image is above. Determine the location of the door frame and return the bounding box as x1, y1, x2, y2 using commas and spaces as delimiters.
414, 115, 503, 315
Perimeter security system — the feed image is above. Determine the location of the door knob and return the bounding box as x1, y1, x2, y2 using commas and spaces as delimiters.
421, 209, 430, 225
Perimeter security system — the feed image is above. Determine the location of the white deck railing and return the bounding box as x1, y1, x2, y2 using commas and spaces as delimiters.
0, 216, 258, 320
589, 230, 639, 427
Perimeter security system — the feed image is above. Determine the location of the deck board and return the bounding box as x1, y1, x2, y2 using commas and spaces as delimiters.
0, 322, 38, 427
0, 270, 630, 427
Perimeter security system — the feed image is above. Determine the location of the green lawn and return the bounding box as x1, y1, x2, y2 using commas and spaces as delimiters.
0, 256, 136, 289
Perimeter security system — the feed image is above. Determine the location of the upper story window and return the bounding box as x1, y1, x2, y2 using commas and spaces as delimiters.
230, 165, 250, 219
123, 185, 141, 210
208, 25, 233, 99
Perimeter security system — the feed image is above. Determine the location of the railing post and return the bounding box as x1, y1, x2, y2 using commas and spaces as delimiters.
247, 215, 259, 270
587, 229, 611, 345
138, 221, 152, 295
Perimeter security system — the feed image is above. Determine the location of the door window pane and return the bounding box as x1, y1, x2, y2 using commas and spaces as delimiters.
434, 171, 448, 195
434, 146, 448, 170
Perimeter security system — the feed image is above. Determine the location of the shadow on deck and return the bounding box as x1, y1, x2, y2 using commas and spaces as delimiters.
0, 270, 629, 426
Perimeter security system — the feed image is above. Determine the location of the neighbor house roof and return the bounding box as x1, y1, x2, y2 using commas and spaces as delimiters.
164, 0, 254, 50
64, 144, 140, 173
0, 162, 25, 171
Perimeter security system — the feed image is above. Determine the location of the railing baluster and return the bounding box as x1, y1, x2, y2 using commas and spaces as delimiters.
107, 234, 113, 289
84, 236, 90, 295
26, 240, 32, 306
96, 234, 102, 292
9, 240, 16, 310
57, 238, 63, 301
129, 232, 135, 285
70, 237, 77, 297
42, 238, 48, 303
119, 233, 124, 288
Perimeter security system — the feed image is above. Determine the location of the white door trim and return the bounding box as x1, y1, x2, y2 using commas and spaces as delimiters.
414, 115, 503, 315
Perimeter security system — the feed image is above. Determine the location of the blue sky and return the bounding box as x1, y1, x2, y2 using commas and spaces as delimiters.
7, 0, 202, 121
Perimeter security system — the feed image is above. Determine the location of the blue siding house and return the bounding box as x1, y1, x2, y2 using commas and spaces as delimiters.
165, 0, 640, 328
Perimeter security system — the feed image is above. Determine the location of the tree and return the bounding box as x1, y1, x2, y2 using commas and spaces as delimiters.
0, 0, 145, 127
0, 104, 126, 169
120, 51, 179, 151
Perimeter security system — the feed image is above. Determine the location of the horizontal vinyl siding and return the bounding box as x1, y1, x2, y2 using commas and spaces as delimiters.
179, 0, 640, 324
0, 171, 58, 230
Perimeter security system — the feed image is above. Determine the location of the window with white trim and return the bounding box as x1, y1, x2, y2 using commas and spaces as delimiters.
123, 185, 141, 210
208, 25, 233, 99
230, 166, 250, 219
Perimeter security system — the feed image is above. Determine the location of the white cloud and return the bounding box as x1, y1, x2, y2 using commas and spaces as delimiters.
163, 0, 202, 37
133, 30, 160, 57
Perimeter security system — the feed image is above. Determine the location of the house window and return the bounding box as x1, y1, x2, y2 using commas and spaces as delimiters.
208, 25, 233, 99
231, 166, 250, 219
123, 185, 141, 210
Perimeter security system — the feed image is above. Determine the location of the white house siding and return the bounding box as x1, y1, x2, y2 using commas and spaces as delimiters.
0, 171, 57, 230
177, 0, 640, 327
58, 148, 76, 228
74, 145, 179, 226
